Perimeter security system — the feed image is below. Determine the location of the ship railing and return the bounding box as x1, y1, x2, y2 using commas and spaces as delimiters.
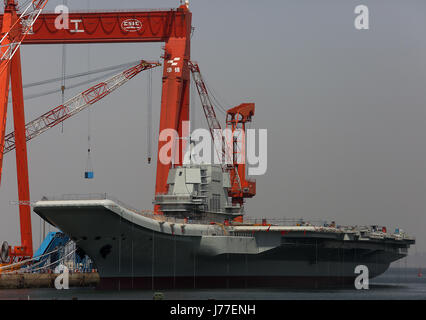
240, 217, 329, 227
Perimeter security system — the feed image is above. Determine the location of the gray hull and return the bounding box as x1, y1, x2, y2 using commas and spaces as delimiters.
33, 200, 413, 289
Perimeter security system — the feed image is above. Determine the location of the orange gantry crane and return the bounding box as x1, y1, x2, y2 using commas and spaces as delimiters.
0, 0, 192, 262
0, 0, 49, 260
226, 103, 256, 207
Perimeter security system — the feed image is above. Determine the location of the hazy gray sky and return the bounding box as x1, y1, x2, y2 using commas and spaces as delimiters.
0, 0, 425, 263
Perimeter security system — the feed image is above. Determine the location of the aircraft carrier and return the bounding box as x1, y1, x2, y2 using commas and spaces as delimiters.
33, 163, 415, 289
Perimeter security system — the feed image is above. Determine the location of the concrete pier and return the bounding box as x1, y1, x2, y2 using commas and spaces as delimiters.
0, 272, 99, 289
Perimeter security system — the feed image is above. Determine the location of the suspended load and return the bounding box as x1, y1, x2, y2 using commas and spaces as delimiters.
85, 148, 94, 179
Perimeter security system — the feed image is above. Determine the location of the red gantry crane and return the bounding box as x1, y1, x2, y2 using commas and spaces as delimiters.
0, 0, 49, 260
226, 103, 256, 208
0, 0, 192, 262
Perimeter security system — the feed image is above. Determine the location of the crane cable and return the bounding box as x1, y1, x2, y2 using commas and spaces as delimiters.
189, 69, 229, 120
203, 79, 228, 116
147, 67, 152, 164
61, 42, 66, 134
85, 0, 93, 179
21, 68, 126, 101
59, 0, 68, 134
23, 60, 141, 89
85, 58, 94, 178
8, 61, 142, 103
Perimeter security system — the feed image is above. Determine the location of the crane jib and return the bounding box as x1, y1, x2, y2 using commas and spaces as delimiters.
2, 60, 160, 155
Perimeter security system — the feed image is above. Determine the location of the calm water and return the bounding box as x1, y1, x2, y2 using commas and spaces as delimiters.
0, 268, 425, 300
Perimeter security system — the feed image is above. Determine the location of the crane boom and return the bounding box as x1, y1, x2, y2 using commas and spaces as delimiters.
2, 60, 160, 155
188, 61, 231, 164
188, 61, 242, 192
188, 61, 258, 213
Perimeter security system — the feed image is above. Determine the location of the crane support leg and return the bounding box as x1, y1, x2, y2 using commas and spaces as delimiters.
155, 35, 191, 211
0, 2, 33, 258
0, 67, 10, 184
177, 77, 190, 159
0, 4, 13, 184
10, 48, 33, 257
